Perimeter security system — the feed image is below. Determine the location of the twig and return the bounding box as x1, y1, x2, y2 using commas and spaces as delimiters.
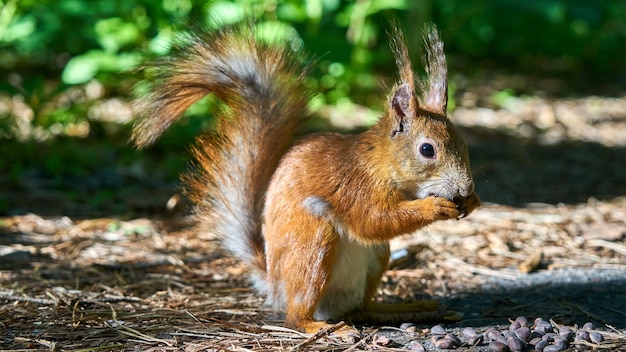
288, 321, 347, 351
0, 290, 142, 307
72, 344, 126, 352
185, 309, 212, 331
0, 291, 56, 305
13, 336, 56, 349
605, 324, 625, 336
98, 293, 143, 303
444, 257, 520, 280
574, 339, 626, 350
587, 239, 626, 255
343, 328, 379, 352
113, 323, 175, 346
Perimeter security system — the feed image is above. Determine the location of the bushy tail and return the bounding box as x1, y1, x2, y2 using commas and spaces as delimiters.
131, 24, 312, 276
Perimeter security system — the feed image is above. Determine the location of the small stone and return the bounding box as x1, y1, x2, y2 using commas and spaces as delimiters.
469, 334, 484, 346
496, 335, 508, 345
558, 326, 572, 335
543, 345, 564, 352
431, 334, 444, 344
506, 336, 526, 351
509, 320, 521, 331
582, 322, 594, 331
503, 330, 515, 339
535, 321, 553, 334
408, 341, 425, 352
400, 322, 416, 333
462, 327, 477, 338
528, 337, 542, 346
431, 324, 446, 336
485, 327, 501, 341
445, 333, 462, 347
589, 331, 604, 344
553, 336, 568, 350
557, 326, 573, 340
534, 339, 548, 352
488, 341, 510, 352
515, 327, 531, 342
575, 331, 590, 348
531, 329, 545, 339
514, 316, 529, 327
483, 327, 496, 339
576, 330, 590, 342
435, 338, 455, 349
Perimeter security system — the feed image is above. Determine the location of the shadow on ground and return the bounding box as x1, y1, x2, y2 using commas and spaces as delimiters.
444, 267, 626, 329
1, 120, 625, 218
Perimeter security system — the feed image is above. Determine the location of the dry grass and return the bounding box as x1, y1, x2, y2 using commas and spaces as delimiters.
1, 196, 625, 351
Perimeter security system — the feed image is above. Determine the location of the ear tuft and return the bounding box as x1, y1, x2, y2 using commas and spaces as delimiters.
421, 24, 448, 114
388, 24, 415, 93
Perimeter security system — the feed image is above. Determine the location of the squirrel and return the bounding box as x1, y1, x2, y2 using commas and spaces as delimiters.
131, 23, 480, 333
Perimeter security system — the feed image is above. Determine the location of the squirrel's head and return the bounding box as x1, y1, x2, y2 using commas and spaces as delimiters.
381, 24, 474, 202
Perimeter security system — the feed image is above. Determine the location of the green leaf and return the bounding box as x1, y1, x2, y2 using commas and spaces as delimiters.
306, 0, 323, 20
369, 0, 407, 14
204, 1, 246, 27
254, 21, 301, 49
149, 27, 174, 55
0, 13, 35, 43
95, 17, 141, 53
62, 54, 99, 85
491, 89, 516, 109
277, 3, 308, 22
62, 50, 139, 84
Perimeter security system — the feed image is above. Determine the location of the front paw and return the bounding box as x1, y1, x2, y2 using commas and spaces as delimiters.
424, 196, 460, 221
454, 192, 481, 218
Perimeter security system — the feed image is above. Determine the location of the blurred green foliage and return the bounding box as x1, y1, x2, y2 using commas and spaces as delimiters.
0, 0, 624, 140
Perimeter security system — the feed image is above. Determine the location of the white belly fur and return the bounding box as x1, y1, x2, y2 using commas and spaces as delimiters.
314, 237, 387, 320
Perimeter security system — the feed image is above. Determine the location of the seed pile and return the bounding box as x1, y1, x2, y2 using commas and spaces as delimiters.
426, 317, 611, 351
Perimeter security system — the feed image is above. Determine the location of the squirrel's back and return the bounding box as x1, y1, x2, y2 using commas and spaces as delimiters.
131, 25, 312, 283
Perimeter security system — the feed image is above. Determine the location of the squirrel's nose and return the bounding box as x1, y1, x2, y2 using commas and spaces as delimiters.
457, 180, 474, 198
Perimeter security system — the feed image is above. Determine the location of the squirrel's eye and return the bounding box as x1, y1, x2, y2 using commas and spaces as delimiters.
419, 143, 435, 158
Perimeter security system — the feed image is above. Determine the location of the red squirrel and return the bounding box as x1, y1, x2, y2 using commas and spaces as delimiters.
131, 23, 480, 333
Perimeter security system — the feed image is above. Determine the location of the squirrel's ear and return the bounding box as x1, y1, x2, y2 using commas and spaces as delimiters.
391, 82, 415, 118
389, 82, 417, 136
422, 25, 448, 114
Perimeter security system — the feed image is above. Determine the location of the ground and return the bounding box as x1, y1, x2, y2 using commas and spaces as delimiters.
1, 91, 625, 351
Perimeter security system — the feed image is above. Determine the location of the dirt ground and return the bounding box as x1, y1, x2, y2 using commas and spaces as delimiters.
1, 92, 625, 351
